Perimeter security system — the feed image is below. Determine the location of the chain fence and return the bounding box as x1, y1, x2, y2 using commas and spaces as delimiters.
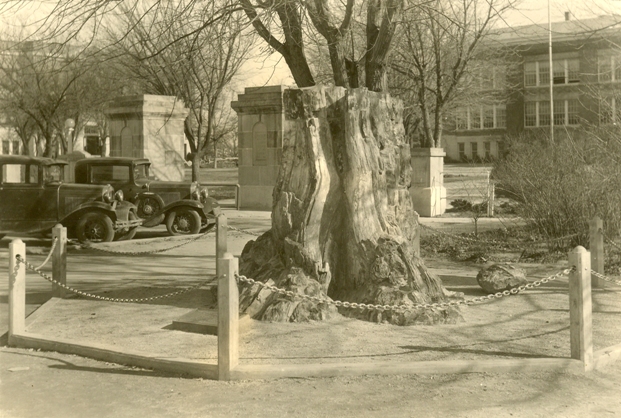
418, 223, 580, 248
591, 270, 621, 286
14, 255, 216, 303
34, 236, 58, 270
79, 229, 215, 255
234, 268, 573, 313
225, 225, 263, 237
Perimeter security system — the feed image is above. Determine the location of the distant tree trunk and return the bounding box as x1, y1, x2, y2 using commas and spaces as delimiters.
213, 141, 218, 169
192, 152, 201, 182
239, 86, 461, 325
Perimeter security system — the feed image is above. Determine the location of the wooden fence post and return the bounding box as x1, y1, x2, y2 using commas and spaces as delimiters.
568, 246, 593, 372
52, 224, 67, 298
216, 214, 228, 279
217, 252, 239, 380
589, 216, 604, 288
413, 211, 420, 257
9, 239, 26, 342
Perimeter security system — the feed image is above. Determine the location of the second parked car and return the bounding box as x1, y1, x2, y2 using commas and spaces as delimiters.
74, 157, 219, 235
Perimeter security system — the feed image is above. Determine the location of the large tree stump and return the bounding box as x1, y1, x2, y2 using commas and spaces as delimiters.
239, 86, 461, 325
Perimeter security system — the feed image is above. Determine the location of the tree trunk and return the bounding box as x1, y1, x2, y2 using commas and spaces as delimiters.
192, 153, 201, 182
239, 86, 461, 325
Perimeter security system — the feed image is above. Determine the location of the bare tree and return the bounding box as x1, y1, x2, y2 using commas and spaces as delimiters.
106, 0, 251, 181
390, 0, 515, 148
0, 39, 119, 156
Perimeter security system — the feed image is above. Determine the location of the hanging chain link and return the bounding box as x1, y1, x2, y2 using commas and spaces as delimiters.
591, 270, 621, 286
80, 229, 215, 256
225, 225, 263, 237
15, 255, 216, 303
34, 236, 58, 270
234, 268, 573, 313
418, 223, 579, 247
602, 233, 621, 251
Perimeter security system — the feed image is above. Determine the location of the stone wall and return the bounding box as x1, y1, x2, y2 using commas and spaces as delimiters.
231, 86, 285, 210
104, 95, 188, 181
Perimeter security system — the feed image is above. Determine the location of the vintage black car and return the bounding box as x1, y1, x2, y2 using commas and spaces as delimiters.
74, 157, 219, 235
0, 155, 141, 243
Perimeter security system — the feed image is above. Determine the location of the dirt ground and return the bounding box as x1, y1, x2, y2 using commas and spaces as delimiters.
1, 167, 621, 417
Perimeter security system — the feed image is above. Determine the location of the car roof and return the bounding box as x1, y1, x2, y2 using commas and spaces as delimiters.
0, 155, 68, 166
76, 157, 151, 165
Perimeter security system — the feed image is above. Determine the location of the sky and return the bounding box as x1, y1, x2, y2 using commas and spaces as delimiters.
2, 0, 620, 88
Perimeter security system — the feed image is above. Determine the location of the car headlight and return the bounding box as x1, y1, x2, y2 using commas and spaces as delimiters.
102, 186, 114, 203
191, 181, 200, 200
114, 190, 124, 202
200, 188, 209, 200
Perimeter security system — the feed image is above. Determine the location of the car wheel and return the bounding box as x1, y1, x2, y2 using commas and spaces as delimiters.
137, 196, 163, 219
114, 212, 139, 241
76, 212, 115, 243
165, 209, 201, 235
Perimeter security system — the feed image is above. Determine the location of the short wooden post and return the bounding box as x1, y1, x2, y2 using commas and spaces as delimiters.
217, 252, 239, 380
568, 246, 593, 372
216, 214, 228, 278
413, 211, 420, 257
9, 239, 26, 341
487, 182, 495, 217
589, 216, 604, 288
52, 224, 67, 298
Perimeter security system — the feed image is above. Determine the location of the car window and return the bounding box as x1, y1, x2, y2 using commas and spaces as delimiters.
44, 165, 63, 183
2, 164, 27, 183
134, 164, 148, 180
90, 165, 130, 183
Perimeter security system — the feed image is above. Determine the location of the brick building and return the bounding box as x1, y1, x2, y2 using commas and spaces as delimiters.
443, 14, 621, 162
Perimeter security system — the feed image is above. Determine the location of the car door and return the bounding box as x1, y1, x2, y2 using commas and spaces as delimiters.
0, 162, 57, 233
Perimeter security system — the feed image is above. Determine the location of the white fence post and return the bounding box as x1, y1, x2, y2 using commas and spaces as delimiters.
217, 252, 239, 381
589, 216, 604, 288
216, 214, 228, 279
9, 239, 26, 342
568, 246, 593, 372
52, 224, 67, 298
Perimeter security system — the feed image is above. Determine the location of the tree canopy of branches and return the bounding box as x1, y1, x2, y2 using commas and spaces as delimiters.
106, 0, 251, 180
390, 0, 515, 147
0, 39, 120, 156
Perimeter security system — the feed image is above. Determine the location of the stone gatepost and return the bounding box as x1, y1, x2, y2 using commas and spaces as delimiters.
410, 148, 447, 217
104, 95, 188, 181
231, 86, 284, 210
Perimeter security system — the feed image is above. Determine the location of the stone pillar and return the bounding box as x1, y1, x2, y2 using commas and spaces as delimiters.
231, 86, 285, 210
104, 95, 188, 181
410, 148, 447, 217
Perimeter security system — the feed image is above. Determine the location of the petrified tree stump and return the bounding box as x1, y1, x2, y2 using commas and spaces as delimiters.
239, 86, 460, 325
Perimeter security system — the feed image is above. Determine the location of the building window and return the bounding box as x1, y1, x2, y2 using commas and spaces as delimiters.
598, 53, 621, 82
525, 99, 580, 127
483, 106, 494, 128
471, 142, 478, 159
454, 104, 506, 130
484, 142, 491, 160
2, 140, 9, 155
525, 102, 537, 127
458, 143, 466, 161
455, 110, 468, 130
496, 107, 506, 128
470, 107, 481, 129
12, 140, 20, 155
600, 97, 621, 125
525, 58, 580, 86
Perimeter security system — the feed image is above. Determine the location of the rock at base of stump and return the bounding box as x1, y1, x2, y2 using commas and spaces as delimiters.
477, 264, 528, 294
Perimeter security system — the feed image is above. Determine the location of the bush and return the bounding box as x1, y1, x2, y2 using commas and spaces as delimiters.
492, 128, 621, 245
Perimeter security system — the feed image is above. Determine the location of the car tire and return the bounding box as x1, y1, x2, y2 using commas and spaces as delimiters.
165, 209, 201, 235
136, 196, 163, 219
76, 212, 115, 243
114, 212, 139, 241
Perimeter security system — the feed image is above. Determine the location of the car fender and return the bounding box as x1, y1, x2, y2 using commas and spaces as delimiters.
60, 203, 117, 228
162, 199, 204, 215
201, 197, 220, 217
132, 192, 165, 207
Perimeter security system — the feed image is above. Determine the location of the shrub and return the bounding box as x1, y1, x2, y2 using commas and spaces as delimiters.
492, 128, 621, 246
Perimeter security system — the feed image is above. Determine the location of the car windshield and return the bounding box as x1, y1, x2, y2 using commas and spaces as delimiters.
44, 165, 63, 183
134, 164, 149, 180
